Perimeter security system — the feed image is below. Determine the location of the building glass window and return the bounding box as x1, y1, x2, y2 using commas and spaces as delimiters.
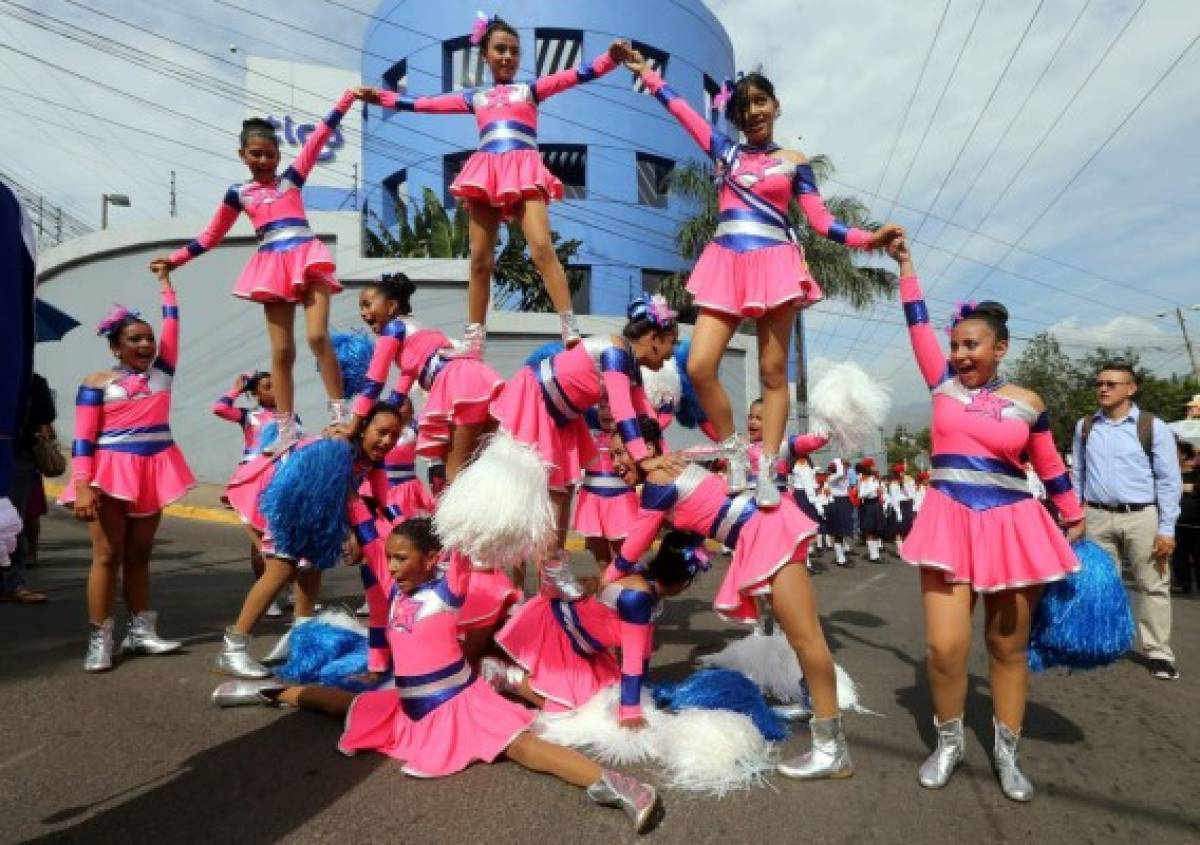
383, 59, 408, 93
541, 144, 587, 200
535, 29, 582, 76
444, 37, 485, 91
704, 75, 721, 123
635, 153, 673, 208
382, 169, 408, 227
641, 269, 671, 295
443, 152, 472, 205
631, 42, 669, 93
568, 265, 591, 314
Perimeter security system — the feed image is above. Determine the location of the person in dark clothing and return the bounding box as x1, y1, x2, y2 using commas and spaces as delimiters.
1171, 441, 1200, 596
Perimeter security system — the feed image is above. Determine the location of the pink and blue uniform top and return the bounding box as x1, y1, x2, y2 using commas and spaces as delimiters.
350, 318, 451, 419
211, 390, 276, 464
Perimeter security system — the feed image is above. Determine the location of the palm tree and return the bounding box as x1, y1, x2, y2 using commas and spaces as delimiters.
364, 187, 583, 313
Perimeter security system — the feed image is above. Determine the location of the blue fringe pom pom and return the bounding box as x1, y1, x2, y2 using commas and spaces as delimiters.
259, 439, 353, 570
524, 341, 564, 369
673, 339, 707, 429
1028, 539, 1134, 672
330, 330, 376, 400
652, 668, 788, 741
276, 620, 383, 692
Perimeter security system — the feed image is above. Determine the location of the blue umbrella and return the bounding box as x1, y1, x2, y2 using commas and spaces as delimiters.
34, 298, 80, 342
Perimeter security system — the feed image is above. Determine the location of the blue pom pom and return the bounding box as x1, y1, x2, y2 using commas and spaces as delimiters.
524, 341, 564, 369
673, 339, 707, 429
276, 620, 384, 692
330, 330, 376, 399
1028, 540, 1134, 672
652, 668, 788, 741
260, 439, 354, 570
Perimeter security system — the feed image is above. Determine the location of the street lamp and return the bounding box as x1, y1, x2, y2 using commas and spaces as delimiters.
101, 193, 131, 230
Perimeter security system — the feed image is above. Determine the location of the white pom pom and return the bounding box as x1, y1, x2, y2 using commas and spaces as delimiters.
640, 358, 682, 412
534, 688, 659, 765
433, 432, 555, 565
652, 709, 774, 796
808, 362, 891, 454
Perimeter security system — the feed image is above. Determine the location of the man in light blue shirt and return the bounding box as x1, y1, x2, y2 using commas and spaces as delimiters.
1071, 361, 1182, 681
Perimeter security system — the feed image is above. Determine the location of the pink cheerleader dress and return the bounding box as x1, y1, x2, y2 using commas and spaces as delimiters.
212, 389, 295, 528
62, 288, 195, 516
496, 584, 655, 720
490, 337, 657, 490
377, 52, 618, 215
343, 538, 535, 776
641, 69, 876, 318
166, 91, 357, 302
609, 464, 817, 623
352, 318, 503, 460
898, 273, 1083, 591
573, 414, 638, 540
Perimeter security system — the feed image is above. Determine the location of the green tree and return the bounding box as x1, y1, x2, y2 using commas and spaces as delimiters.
364, 187, 583, 313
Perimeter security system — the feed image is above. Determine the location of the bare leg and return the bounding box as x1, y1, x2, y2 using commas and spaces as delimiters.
505, 732, 601, 788
263, 302, 298, 415
292, 567, 323, 617
983, 586, 1041, 731
243, 525, 266, 580
769, 562, 838, 718
466, 204, 503, 325
277, 684, 356, 716
755, 306, 794, 456
446, 420, 493, 482
550, 488, 572, 551
462, 625, 499, 665
686, 309, 742, 441
516, 198, 574, 315
920, 569, 976, 722
233, 556, 297, 634
303, 283, 343, 403
584, 537, 615, 568
120, 511, 162, 615
86, 495, 126, 624
515, 675, 547, 709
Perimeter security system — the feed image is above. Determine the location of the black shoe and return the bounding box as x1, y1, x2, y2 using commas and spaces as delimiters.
836, 560, 856, 569
1148, 659, 1180, 681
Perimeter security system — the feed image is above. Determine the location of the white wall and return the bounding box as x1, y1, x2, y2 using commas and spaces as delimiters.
35, 212, 756, 483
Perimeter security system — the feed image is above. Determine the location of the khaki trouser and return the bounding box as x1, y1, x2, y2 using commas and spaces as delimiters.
1086, 505, 1173, 663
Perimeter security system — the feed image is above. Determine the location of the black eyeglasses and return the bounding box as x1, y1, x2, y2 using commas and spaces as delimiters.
1094, 380, 1131, 389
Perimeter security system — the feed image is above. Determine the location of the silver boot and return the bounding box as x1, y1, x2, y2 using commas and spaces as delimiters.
480, 656, 527, 695
778, 715, 853, 780
119, 610, 182, 655
585, 769, 660, 834
211, 679, 286, 707
445, 322, 486, 360
723, 434, 748, 492
918, 715, 964, 789
216, 626, 272, 679
84, 618, 115, 673
755, 450, 781, 508
263, 411, 299, 455
539, 552, 585, 601
327, 398, 350, 427
993, 718, 1034, 802
559, 311, 582, 348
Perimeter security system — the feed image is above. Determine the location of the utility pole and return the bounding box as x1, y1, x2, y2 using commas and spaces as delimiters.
351, 163, 359, 211
1175, 306, 1200, 383
36, 195, 44, 239
169, 170, 177, 218
793, 310, 809, 432
54, 207, 61, 244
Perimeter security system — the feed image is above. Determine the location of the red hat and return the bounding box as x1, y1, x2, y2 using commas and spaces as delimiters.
916, 471, 930, 483
862, 457, 876, 468
891, 463, 905, 475
816, 472, 828, 483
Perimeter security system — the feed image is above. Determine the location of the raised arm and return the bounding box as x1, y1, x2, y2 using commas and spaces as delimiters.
154, 284, 180, 375
284, 90, 358, 185
167, 188, 241, 268
351, 319, 405, 421
1026, 411, 1083, 524
600, 346, 649, 461
212, 379, 247, 424
377, 89, 473, 114
792, 163, 873, 248
787, 433, 830, 458
532, 52, 618, 102
636, 68, 736, 162
615, 589, 655, 723
890, 241, 951, 389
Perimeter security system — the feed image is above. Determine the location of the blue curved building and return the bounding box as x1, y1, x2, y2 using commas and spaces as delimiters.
360, 0, 734, 315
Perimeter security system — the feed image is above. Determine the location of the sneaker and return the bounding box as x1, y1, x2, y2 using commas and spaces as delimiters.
1148, 659, 1179, 681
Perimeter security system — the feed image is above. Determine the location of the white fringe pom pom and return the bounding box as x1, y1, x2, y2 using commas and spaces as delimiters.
808, 362, 892, 454
640, 358, 682, 413
653, 709, 774, 797
697, 631, 869, 713
535, 688, 659, 766
433, 431, 555, 566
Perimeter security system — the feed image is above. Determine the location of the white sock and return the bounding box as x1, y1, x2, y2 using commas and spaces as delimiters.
834, 542, 846, 564
896, 539, 903, 554
869, 539, 880, 559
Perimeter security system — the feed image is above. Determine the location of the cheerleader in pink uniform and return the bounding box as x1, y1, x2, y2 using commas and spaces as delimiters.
150, 89, 367, 451
890, 239, 1085, 802
361, 17, 632, 354
486, 531, 706, 726
344, 274, 503, 482
626, 54, 902, 508
211, 517, 661, 833
372, 416, 435, 521
64, 266, 194, 673
606, 417, 852, 781
573, 407, 639, 570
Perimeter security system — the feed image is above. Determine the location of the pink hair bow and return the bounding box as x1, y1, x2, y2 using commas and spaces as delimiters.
944, 300, 978, 336
469, 11, 493, 46
712, 78, 733, 111
96, 304, 141, 336
683, 544, 712, 577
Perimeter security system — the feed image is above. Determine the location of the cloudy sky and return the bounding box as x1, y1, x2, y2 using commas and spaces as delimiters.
4, 0, 1199, 409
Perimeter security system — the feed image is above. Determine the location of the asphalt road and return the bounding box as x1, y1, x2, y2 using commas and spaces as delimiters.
2, 511, 1198, 844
